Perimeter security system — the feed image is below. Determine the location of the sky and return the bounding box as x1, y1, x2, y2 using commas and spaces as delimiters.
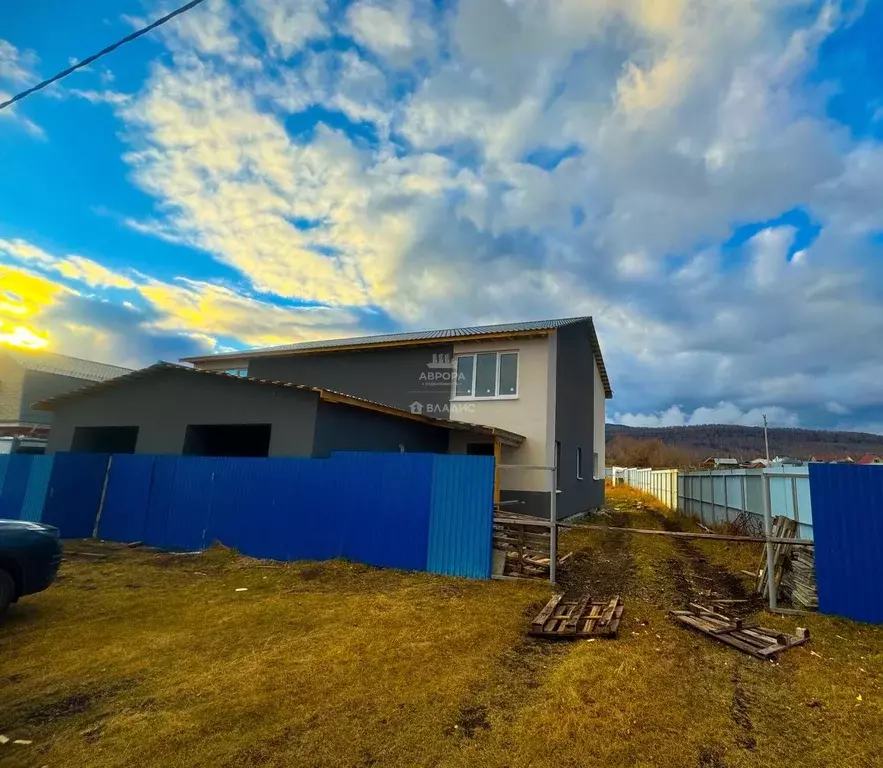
1, 0, 882, 433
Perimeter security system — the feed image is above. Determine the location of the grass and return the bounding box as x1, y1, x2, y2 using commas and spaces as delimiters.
1, 487, 881, 768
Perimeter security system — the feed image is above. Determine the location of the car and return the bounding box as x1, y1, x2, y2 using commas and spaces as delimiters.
0, 520, 63, 616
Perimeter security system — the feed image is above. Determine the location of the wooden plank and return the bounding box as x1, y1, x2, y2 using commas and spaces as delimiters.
532, 595, 563, 627
573, 523, 813, 546
565, 594, 591, 630
600, 597, 620, 626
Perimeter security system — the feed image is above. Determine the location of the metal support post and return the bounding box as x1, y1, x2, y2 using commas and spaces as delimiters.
761, 472, 777, 610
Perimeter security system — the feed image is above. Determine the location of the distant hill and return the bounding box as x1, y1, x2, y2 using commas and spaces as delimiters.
606, 423, 883, 461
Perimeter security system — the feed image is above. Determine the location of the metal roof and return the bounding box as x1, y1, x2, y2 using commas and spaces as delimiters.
182, 316, 613, 398
3, 349, 132, 382
32, 362, 526, 446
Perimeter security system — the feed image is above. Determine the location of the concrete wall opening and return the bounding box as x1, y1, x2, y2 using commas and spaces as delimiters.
466, 442, 495, 456
183, 424, 272, 457
71, 426, 139, 453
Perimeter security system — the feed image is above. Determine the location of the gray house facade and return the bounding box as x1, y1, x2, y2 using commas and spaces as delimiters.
184, 317, 613, 519
37, 364, 522, 459
0, 349, 131, 437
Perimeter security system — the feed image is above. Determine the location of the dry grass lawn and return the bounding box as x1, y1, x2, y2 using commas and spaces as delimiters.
2, 486, 881, 768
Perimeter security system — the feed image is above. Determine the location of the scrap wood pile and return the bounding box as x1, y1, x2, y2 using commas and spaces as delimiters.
754, 516, 818, 610
492, 512, 571, 579
780, 546, 818, 610
529, 593, 624, 639
670, 603, 809, 660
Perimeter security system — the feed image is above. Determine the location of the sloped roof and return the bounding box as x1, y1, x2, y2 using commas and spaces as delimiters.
32, 362, 526, 446
182, 316, 613, 398
3, 348, 132, 382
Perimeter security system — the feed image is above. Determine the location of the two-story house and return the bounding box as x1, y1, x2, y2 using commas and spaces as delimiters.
36, 317, 611, 519
183, 317, 612, 518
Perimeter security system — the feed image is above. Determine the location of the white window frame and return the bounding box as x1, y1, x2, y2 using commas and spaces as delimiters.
576, 447, 583, 481
451, 351, 519, 401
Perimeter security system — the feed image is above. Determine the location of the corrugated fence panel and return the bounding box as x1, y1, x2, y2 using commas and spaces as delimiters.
42, 453, 110, 537
0, 455, 10, 513
143, 456, 178, 549
166, 457, 216, 551
427, 454, 494, 578
48, 451, 495, 578
336, 452, 434, 572
809, 464, 883, 623
0, 454, 32, 520
20, 455, 54, 522
99, 455, 155, 543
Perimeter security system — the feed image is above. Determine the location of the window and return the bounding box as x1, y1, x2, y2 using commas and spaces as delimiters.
593, 452, 600, 480
453, 352, 518, 399
576, 447, 583, 480
224, 367, 248, 377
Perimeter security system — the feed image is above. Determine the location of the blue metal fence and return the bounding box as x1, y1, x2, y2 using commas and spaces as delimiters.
41, 453, 110, 538
809, 464, 883, 623
91, 451, 494, 578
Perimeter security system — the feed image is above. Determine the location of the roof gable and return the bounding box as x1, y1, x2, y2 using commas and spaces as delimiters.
182, 316, 614, 398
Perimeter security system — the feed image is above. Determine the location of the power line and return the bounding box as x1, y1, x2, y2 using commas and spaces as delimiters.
0, 0, 209, 112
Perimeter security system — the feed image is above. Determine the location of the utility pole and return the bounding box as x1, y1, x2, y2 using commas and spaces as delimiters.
762, 414, 770, 462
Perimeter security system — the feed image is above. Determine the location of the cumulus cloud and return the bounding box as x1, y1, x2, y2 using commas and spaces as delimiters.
614, 403, 800, 429
4, 0, 883, 432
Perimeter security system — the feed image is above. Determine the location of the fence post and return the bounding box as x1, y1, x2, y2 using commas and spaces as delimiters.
761, 472, 777, 610
549, 461, 558, 585
91, 455, 113, 539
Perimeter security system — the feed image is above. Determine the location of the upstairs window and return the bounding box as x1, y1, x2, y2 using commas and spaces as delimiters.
223, 367, 248, 377
453, 352, 518, 399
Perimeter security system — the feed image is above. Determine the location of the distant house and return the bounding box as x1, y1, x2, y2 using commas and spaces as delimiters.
0, 348, 131, 438
742, 458, 770, 468
701, 457, 739, 468
809, 454, 854, 463
855, 454, 883, 465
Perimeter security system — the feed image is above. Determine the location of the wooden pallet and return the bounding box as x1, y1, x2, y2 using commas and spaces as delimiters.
529, 594, 623, 639
670, 603, 809, 660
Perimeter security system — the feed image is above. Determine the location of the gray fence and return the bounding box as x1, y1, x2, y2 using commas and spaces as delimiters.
677, 467, 813, 540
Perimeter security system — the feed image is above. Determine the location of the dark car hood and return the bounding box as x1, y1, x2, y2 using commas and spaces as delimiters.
0, 519, 59, 534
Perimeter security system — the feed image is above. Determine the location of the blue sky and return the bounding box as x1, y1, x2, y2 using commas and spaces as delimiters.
1, 0, 883, 433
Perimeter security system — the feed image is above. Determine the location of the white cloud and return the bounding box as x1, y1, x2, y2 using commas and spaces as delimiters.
614, 403, 800, 428
245, 0, 328, 58
0, 90, 45, 139
55, 256, 136, 290
346, 0, 436, 65
0, 40, 38, 85
9, 0, 877, 430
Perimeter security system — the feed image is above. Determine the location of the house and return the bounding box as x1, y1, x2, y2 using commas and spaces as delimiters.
181, 317, 611, 518
36, 317, 611, 519
701, 457, 739, 468
809, 454, 854, 463
0, 348, 131, 439
35, 362, 524, 458
855, 454, 883, 465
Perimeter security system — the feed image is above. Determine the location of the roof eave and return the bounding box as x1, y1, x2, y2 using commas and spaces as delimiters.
180, 328, 556, 364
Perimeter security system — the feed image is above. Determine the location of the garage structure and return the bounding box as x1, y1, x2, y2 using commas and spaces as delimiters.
34, 363, 523, 460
